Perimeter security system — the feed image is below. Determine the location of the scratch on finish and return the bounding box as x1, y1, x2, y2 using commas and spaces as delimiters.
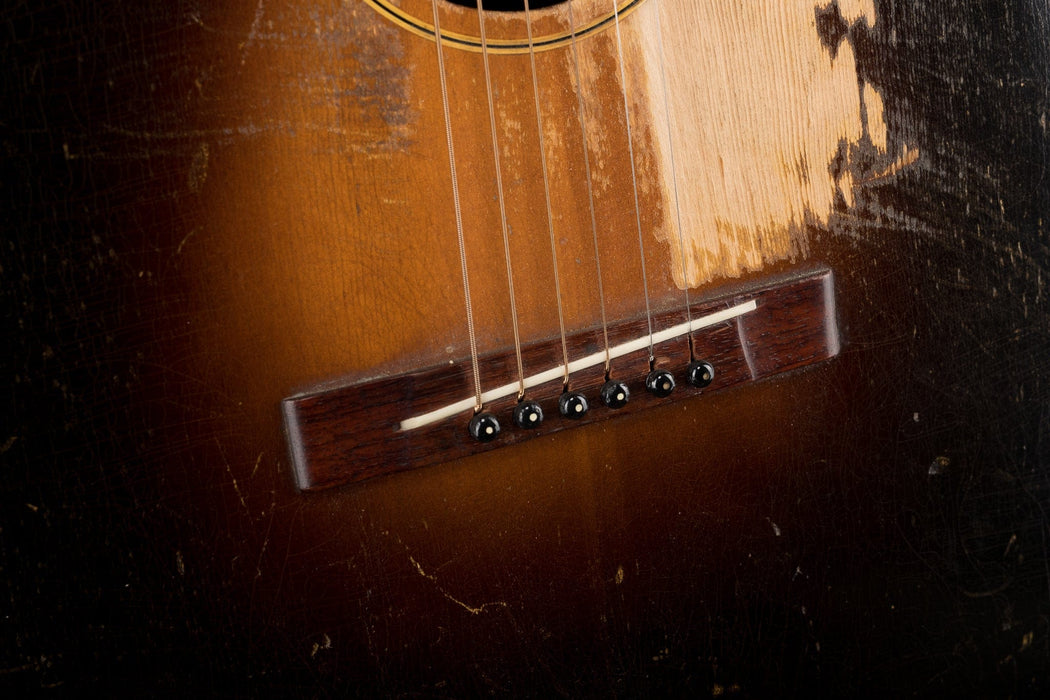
736, 316, 757, 379
216, 438, 249, 512
247, 485, 279, 633
0, 436, 16, 453
175, 228, 197, 256
767, 518, 782, 537
255, 520, 272, 579
240, 0, 266, 65
408, 555, 508, 616
310, 633, 332, 658
187, 142, 209, 192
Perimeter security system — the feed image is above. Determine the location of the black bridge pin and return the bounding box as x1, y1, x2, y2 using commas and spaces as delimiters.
645, 368, 676, 398
558, 391, 589, 419
687, 360, 715, 388
468, 412, 500, 442
600, 379, 630, 409
513, 400, 545, 429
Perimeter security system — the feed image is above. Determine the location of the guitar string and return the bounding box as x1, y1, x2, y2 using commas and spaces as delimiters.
610, 0, 656, 363
566, 0, 612, 377
523, 0, 572, 387
653, 0, 694, 358
430, 0, 483, 412
400, 300, 758, 432
476, 0, 526, 399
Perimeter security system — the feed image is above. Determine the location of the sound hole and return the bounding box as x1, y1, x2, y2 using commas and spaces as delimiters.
445, 0, 568, 10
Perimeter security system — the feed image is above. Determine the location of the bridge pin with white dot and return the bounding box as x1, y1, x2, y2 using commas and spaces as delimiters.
600, 379, 630, 409
558, 392, 589, 419
513, 400, 544, 429
687, 360, 715, 388
645, 369, 675, 398
468, 412, 500, 442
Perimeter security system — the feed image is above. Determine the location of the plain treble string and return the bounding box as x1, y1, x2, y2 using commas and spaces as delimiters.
476, 0, 526, 399
566, 0, 613, 377
610, 0, 657, 364
523, 0, 572, 388
653, 0, 695, 357
429, 0, 484, 413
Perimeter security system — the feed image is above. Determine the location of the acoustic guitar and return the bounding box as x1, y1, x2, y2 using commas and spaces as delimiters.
4, 0, 1048, 695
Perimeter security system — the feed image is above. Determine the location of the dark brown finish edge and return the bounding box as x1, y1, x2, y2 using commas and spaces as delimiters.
283, 265, 840, 491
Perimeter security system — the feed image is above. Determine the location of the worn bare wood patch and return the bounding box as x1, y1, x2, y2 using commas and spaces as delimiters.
622, 0, 907, 287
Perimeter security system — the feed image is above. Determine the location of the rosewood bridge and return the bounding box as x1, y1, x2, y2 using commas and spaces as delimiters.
283, 265, 840, 491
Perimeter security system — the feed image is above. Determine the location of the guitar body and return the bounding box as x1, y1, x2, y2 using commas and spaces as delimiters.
4, 0, 1048, 695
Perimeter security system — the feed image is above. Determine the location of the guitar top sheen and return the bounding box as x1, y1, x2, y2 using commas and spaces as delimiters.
4, 0, 1048, 695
